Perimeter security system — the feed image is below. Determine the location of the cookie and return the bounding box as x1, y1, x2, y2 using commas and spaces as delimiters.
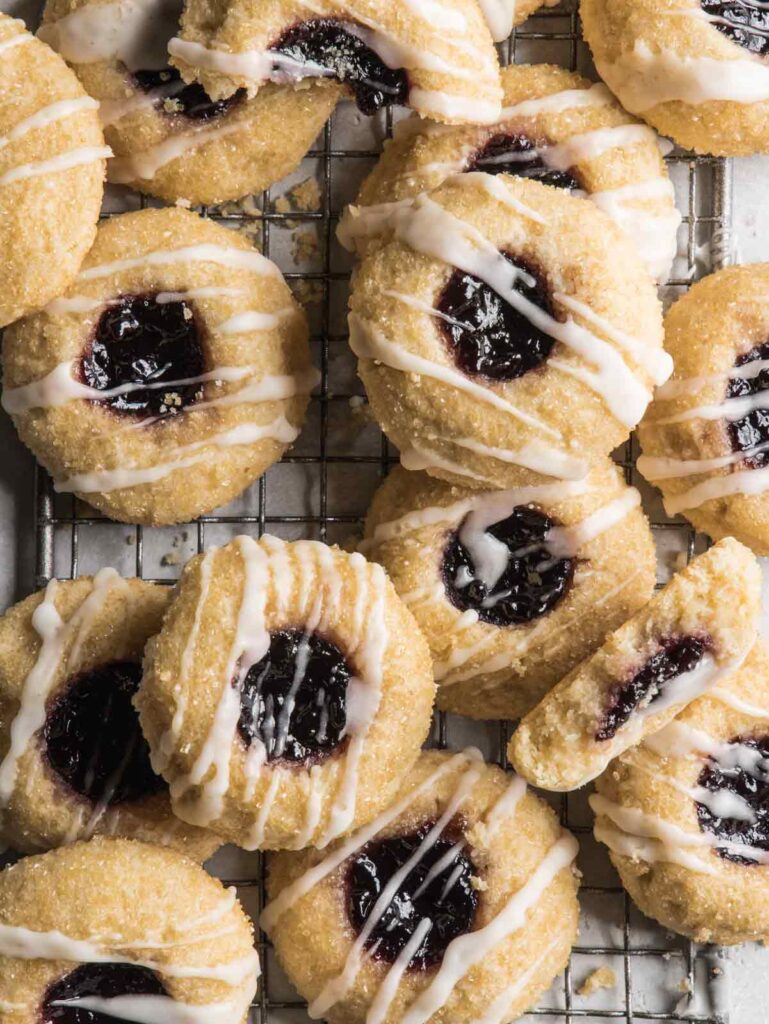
262, 748, 580, 1024
509, 538, 762, 791
0, 571, 219, 860
0, 13, 108, 327
0, 837, 258, 1022
2, 206, 315, 526
581, 0, 769, 156
170, 0, 504, 124
479, 0, 560, 40
137, 535, 436, 851
349, 173, 668, 491
638, 265, 769, 555
592, 638, 769, 944
362, 461, 655, 720
339, 63, 680, 281
39, 0, 341, 205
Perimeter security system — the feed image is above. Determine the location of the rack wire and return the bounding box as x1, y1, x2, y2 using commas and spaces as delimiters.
29, 2, 735, 1022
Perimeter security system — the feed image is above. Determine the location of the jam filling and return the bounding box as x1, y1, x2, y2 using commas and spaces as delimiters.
237, 629, 351, 764
595, 635, 711, 742
347, 822, 478, 969
132, 66, 246, 121
726, 342, 769, 468
42, 963, 166, 1024
466, 132, 580, 191
700, 0, 769, 57
270, 18, 409, 115
43, 661, 165, 807
442, 505, 574, 627
80, 293, 207, 418
436, 253, 555, 381
696, 734, 769, 865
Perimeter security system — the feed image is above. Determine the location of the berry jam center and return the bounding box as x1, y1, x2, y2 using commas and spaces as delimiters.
80, 294, 207, 418
596, 635, 711, 742
133, 66, 246, 121
270, 18, 409, 115
237, 629, 351, 764
347, 822, 478, 969
466, 132, 580, 191
43, 661, 165, 807
700, 0, 769, 57
696, 734, 769, 865
726, 342, 769, 468
41, 963, 166, 1024
436, 253, 555, 381
442, 505, 574, 627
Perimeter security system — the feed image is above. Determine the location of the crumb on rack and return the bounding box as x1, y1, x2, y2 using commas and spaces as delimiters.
578, 966, 616, 996
291, 279, 324, 308
160, 551, 181, 568
275, 177, 323, 227
292, 228, 319, 265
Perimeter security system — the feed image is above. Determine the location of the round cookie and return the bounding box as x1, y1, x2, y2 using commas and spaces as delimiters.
592, 638, 769, 944
0, 571, 219, 860
509, 537, 762, 791
39, 0, 341, 205
581, 0, 769, 157
262, 748, 580, 1024
349, 173, 668, 491
479, 0, 560, 40
0, 13, 107, 327
362, 460, 656, 720
2, 206, 315, 527
638, 265, 769, 555
137, 535, 436, 851
339, 63, 681, 281
170, 0, 504, 125
0, 837, 258, 1022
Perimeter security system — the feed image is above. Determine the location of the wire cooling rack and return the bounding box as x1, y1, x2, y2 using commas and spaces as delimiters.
25, 2, 737, 1022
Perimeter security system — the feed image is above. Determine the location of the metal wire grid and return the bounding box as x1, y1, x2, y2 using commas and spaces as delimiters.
26, 2, 735, 1022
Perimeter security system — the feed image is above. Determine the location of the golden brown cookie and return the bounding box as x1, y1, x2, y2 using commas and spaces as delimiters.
509, 538, 762, 790
362, 461, 655, 720
0, 572, 219, 860
263, 748, 580, 1024
0, 837, 258, 1022
592, 638, 769, 944
2, 206, 315, 526
0, 13, 107, 327
137, 535, 436, 851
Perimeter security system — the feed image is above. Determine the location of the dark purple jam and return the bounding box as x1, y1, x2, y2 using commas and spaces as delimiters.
696, 734, 769, 865
347, 822, 478, 969
726, 342, 769, 468
596, 635, 711, 742
436, 253, 555, 381
237, 629, 350, 764
466, 132, 580, 190
442, 505, 574, 627
80, 293, 207, 418
41, 964, 166, 1024
700, 0, 769, 57
132, 66, 246, 121
43, 661, 165, 806
270, 18, 409, 114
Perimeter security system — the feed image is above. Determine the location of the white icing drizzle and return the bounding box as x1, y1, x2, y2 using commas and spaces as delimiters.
653, 388, 769, 426
216, 308, 296, 333
419, 433, 588, 481
402, 0, 468, 33
0, 97, 99, 152
108, 122, 244, 183
637, 450, 769, 515
50, 995, 242, 1024
546, 488, 641, 558
0, 145, 111, 187
544, 123, 659, 171
709, 686, 769, 718
0, 28, 31, 57
460, 170, 547, 223
477, 0, 517, 41
644, 721, 769, 779
499, 82, 615, 120
78, 244, 278, 282
476, 935, 562, 1024
657, 359, 769, 400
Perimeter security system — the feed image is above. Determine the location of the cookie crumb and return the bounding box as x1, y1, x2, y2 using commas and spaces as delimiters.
160, 551, 181, 567
578, 966, 616, 996
470, 874, 488, 892
174, 197, 192, 209
292, 228, 319, 265
125, 535, 136, 546
291, 279, 324, 308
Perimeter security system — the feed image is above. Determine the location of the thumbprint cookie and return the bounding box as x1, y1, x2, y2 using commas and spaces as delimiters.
479, 0, 560, 40
169, 0, 503, 124
593, 638, 769, 944
509, 538, 762, 791
349, 173, 668, 491
339, 63, 681, 281
2, 206, 315, 527
0, 14, 108, 327
39, 0, 340, 206
0, 837, 258, 1022
638, 265, 769, 556
582, 0, 769, 156
137, 536, 436, 851
262, 748, 580, 1024
0, 571, 219, 860
362, 461, 655, 720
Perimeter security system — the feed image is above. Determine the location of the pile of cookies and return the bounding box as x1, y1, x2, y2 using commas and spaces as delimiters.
2, 0, 769, 1022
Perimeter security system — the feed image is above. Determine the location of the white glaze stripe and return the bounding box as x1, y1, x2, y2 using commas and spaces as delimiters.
0, 97, 98, 151
0, 146, 111, 186
0, 31, 31, 57
78, 244, 278, 281
476, 936, 562, 1024
51, 995, 242, 1024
